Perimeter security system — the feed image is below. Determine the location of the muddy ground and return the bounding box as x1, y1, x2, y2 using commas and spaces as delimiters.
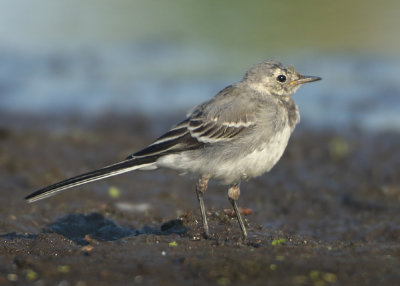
0, 113, 399, 286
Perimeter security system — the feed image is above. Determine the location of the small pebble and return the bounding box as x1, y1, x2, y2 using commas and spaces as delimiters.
7, 273, 18, 282
134, 275, 143, 283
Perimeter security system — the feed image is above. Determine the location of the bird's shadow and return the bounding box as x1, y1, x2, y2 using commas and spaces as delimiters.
0, 213, 187, 245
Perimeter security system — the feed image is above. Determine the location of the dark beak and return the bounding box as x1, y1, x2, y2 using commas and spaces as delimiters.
290, 75, 321, 86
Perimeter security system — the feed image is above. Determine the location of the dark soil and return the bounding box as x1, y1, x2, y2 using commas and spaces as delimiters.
0, 114, 400, 286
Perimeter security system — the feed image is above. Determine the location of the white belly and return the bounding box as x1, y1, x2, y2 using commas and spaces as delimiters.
213, 126, 292, 183
157, 125, 292, 185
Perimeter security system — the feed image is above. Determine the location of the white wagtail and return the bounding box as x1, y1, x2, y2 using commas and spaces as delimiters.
25, 60, 321, 239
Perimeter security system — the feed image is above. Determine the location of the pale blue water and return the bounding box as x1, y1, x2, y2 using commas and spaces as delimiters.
0, 46, 399, 132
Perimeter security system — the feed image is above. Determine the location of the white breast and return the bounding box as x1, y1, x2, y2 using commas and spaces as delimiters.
218, 125, 292, 183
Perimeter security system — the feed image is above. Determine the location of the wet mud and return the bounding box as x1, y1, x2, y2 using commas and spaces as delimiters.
1, 114, 400, 285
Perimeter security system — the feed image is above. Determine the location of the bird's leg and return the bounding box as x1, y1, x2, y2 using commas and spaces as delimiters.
195, 174, 211, 238
228, 184, 248, 239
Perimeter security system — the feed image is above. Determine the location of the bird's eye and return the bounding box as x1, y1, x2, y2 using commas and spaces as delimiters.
277, 75, 287, 83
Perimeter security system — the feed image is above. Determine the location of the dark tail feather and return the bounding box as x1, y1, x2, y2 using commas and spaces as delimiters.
25, 156, 158, 203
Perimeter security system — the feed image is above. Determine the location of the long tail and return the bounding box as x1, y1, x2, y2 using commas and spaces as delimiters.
25, 156, 158, 203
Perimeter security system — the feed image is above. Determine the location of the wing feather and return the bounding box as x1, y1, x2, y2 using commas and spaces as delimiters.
127, 84, 268, 158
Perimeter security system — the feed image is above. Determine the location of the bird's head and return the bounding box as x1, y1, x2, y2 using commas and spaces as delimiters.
243, 60, 321, 99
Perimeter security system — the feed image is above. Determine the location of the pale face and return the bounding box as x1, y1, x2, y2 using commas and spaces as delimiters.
244, 60, 321, 98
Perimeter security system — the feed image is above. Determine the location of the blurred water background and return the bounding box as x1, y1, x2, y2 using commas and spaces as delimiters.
0, 0, 399, 132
